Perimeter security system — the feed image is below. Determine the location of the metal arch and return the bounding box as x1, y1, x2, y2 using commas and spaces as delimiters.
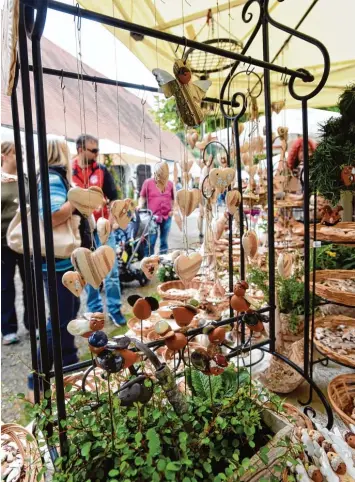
259, 347, 334, 429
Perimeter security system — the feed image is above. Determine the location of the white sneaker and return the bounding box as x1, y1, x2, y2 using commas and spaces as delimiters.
2, 333, 20, 345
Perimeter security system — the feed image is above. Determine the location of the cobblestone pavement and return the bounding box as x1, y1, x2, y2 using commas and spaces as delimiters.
1, 214, 200, 422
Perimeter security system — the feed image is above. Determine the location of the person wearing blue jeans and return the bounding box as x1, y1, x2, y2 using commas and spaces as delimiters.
144, 216, 172, 257
85, 230, 125, 326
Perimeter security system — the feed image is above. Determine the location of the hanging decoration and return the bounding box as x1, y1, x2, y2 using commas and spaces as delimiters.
110, 198, 135, 230
140, 255, 160, 280
68, 186, 104, 217
176, 189, 200, 216
71, 246, 116, 289
62, 271, 86, 297
152, 60, 212, 127
96, 217, 111, 245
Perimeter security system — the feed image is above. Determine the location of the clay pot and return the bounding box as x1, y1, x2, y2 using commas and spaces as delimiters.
165, 332, 188, 351
208, 327, 226, 344
172, 306, 197, 327
133, 298, 152, 320
230, 295, 250, 312
119, 349, 139, 369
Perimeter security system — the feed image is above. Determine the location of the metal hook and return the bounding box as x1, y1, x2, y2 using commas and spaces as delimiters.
60, 70, 65, 90
75, 2, 82, 31
93, 80, 98, 93
246, 60, 255, 75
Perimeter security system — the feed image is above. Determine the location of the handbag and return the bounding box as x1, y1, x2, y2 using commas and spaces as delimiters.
6, 207, 81, 259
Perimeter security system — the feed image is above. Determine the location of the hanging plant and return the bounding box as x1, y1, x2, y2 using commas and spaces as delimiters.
310, 84, 355, 204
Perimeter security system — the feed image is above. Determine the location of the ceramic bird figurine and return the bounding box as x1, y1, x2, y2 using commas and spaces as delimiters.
153, 59, 212, 127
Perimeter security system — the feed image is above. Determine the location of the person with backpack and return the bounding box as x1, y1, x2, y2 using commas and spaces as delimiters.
72, 134, 126, 327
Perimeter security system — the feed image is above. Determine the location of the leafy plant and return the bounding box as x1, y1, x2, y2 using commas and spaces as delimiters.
22, 368, 294, 481
157, 261, 179, 282
311, 243, 355, 271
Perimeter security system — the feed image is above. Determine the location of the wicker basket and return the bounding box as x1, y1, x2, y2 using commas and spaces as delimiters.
1, 423, 44, 481
127, 314, 160, 337
157, 280, 204, 301
312, 315, 355, 368
312, 222, 355, 243
310, 270, 355, 306
327, 373, 355, 427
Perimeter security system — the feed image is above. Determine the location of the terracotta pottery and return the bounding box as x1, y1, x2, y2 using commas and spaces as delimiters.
88, 330, 108, 353
155, 320, 172, 336
180, 158, 194, 173
173, 208, 183, 231
272, 100, 285, 114
71, 245, 115, 289
97, 217, 111, 244
327, 452, 346, 475
140, 255, 160, 280
176, 188, 200, 216
132, 298, 152, 320
174, 252, 202, 282
240, 142, 249, 154
172, 305, 196, 327
186, 129, 199, 149
341, 165, 355, 187
110, 198, 135, 230
214, 212, 228, 240
230, 295, 250, 312
165, 332, 188, 351
62, 271, 86, 297
171, 250, 181, 262
68, 186, 104, 217
211, 279, 225, 298
208, 327, 226, 344
118, 349, 139, 369
226, 189, 241, 215
67, 313, 105, 337
209, 167, 235, 190
242, 230, 258, 259
196, 132, 216, 150
277, 253, 293, 278
345, 432, 355, 449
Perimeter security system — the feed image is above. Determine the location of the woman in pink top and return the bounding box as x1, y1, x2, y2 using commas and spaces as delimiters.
138, 172, 174, 255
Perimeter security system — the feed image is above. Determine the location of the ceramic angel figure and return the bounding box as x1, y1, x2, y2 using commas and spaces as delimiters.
153, 59, 211, 127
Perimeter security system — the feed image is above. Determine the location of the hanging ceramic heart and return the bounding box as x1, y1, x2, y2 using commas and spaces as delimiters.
154, 161, 169, 191
111, 198, 135, 230
209, 168, 235, 191
226, 190, 241, 215
272, 100, 285, 114
241, 152, 251, 165
174, 252, 202, 282
180, 158, 194, 173
213, 212, 228, 240
68, 186, 104, 217
242, 230, 258, 259
97, 217, 111, 244
240, 142, 249, 154
238, 123, 244, 135
173, 207, 183, 231
277, 253, 293, 278
196, 132, 216, 151
71, 245, 116, 289
140, 255, 160, 280
250, 136, 264, 152
186, 129, 199, 149
176, 188, 200, 216
62, 271, 86, 297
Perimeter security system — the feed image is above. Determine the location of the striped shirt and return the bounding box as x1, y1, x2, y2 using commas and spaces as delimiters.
38, 172, 72, 272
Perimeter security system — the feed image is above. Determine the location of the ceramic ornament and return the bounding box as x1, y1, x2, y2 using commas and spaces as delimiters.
250, 135, 264, 152
226, 189, 241, 215
211, 279, 226, 298
97, 217, 111, 244
173, 205, 183, 231
62, 271, 86, 297
71, 245, 116, 289
240, 142, 249, 154
341, 165, 355, 187
180, 158, 194, 174
174, 252, 202, 282
110, 198, 135, 230
209, 167, 236, 191
176, 188, 200, 217
277, 253, 293, 278
153, 60, 212, 126
213, 212, 228, 240
68, 186, 104, 217
242, 230, 258, 259
67, 312, 105, 337
140, 255, 160, 280
128, 295, 159, 320
195, 132, 217, 150
271, 100, 285, 114
186, 129, 199, 149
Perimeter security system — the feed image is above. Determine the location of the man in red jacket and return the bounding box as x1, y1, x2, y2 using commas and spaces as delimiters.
72, 134, 126, 326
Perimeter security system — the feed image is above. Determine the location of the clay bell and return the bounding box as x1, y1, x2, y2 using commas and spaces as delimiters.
172, 305, 197, 327
164, 332, 188, 351
88, 330, 108, 354
242, 312, 264, 332
203, 325, 226, 344
230, 295, 250, 312
128, 295, 159, 320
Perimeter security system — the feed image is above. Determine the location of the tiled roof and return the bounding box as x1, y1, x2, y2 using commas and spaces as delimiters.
1, 37, 183, 162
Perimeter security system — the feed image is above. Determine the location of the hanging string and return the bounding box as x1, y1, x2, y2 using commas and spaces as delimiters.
154, 0, 163, 161
112, 2, 123, 182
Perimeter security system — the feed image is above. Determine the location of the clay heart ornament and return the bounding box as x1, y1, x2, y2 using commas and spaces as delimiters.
186, 129, 199, 149
272, 100, 285, 114
110, 199, 135, 230
176, 189, 200, 217
71, 245, 116, 289
174, 252, 202, 282
154, 161, 169, 191
226, 190, 241, 215
242, 230, 258, 259
62, 271, 86, 297
97, 217, 111, 244
240, 142, 249, 154
140, 255, 160, 280
173, 208, 183, 231
277, 253, 293, 278
209, 168, 235, 191
213, 212, 228, 240
180, 158, 194, 173
68, 186, 104, 217
250, 136, 264, 152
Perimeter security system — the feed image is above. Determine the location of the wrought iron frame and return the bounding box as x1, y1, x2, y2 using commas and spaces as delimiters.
13, 0, 333, 459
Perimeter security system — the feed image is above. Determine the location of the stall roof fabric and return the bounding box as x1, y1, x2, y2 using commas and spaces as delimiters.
1, 37, 184, 162
79, 0, 355, 109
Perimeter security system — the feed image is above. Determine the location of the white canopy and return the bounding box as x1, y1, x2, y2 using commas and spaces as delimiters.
79, 0, 355, 109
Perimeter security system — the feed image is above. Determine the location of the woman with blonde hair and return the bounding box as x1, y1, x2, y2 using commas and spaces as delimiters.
1, 141, 29, 344
28, 137, 90, 398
